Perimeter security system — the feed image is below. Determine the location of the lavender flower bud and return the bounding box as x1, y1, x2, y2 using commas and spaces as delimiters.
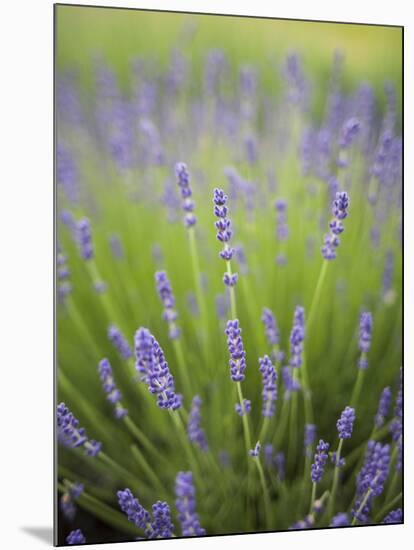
275, 452, 285, 480
337, 406, 356, 439
109, 234, 124, 259
150, 501, 174, 538
225, 319, 246, 382
321, 191, 350, 260
175, 162, 197, 227
57, 402, 101, 457
76, 218, 93, 260
382, 509, 402, 524
352, 441, 391, 523
98, 358, 128, 419
275, 199, 289, 241
66, 529, 86, 545
155, 271, 180, 340
175, 472, 205, 536
375, 387, 392, 428
108, 325, 132, 360
249, 441, 261, 457
304, 424, 317, 450
339, 117, 361, 149
282, 366, 301, 394
259, 355, 277, 417
117, 488, 151, 531
358, 312, 373, 369
214, 188, 238, 286
135, 328, 182, 410
311, 439, 330, 483
235, 399, 251, 416
261, 307, 280, 347
290, 306, 305, 368
188, 396, 208, 451
330, 512, 349, 527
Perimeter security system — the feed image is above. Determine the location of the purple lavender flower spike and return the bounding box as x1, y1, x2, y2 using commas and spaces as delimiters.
225, 319, 246, 382
261, 307, 280, 347
321, 191, 350, 260
66, 529, 86, 545
337, 406, 356, 439
282, 366, 301, 395
382, 509, 402, 524
311, 440, 330, 483
175, 162, 196, 227
234, 244, 248, 275
76, 218, 93, 260
98, 358, 128, 419
57, 402, 102, 457
275, 452, 286, 480
259, 355, 278, 417
57, 143, 79, 204
235, 398, 251, 416
108, 325, 132, 360
339, 117, 361, 149
57, 251, 72, 303
213, 188, 238, 286
304, 424, 317, 454
390, 368, 402, 471
155, 271, 180, 340
290, 306, 305, 368
60, 483, 84, 521
117, 488, 151, 532
175, 472, 205, 537
352, 441, 391, 523
109, 234, 124, 259
134, 327, 182, 410
249, 441, 261, 457
275, 199, 289, 241
264, 444, 273, 466
330, 512, 349, 527
358, 312, 373, 369
375, 387, 392, 428
188, 396, 209, 451
150, 501, 175, 538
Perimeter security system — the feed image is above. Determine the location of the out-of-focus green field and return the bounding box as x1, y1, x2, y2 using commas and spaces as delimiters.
56, 5, 402, 117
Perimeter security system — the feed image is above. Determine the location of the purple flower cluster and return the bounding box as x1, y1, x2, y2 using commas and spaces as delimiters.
358, 312, 373, 369
275, 199, 289, 241
390, 368, 402, 472
259, 355, 277, 417
57, 251, 72, 302
187, 396, 209, 451
98, 358, 128, 419
311, 439, 330, 483
60, 482, 84, 521
382, 509, 402, 524
304, 424, 317, 452
330, 512, 349, 527
117, 488, 151, 533
337, 406, 356, 439
135, 328, 182, 410
57, 402, 102, 457
290, 306, 305, 368
352, 441, 391, 523
281, 366, 301, 395
213, 188, 238, 287
321, 191, 350, 260
108, 324, 132, 360
235, 398, 251, 416
66, 529, 86, 545
225, 319, 246, 382
150, 501, 175, 539
155, 271, 180, 340
76, 218, 93, 260
261, 307, 280, 348
249, 441, 261, 457
175, 162, 196, 227
175, 472, 205, 537
375, 387, 392, 428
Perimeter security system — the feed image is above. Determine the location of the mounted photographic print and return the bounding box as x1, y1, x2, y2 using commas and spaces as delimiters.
55, 4, 403, 546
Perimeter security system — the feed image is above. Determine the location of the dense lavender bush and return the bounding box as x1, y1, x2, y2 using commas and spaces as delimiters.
56, 14, 402, 545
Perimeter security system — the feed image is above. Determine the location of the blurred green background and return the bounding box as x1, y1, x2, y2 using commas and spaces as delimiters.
56, 5, 402, 118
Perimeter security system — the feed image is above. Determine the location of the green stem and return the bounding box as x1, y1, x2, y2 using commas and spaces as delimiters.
307, 260, 329, 334
327, 439, 344, 518
350, 368, 366, 410
172, 338, 193, 397
123, 415, 169, 467
236, 382, 252, 453
130, 444, 166, 497
254, 456, 273, 529
226, 260, 237, 319
309, 482, 317, 514
374, 492, 402, 523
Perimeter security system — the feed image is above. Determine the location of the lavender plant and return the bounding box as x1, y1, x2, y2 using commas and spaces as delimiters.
56, 10, 402, 545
